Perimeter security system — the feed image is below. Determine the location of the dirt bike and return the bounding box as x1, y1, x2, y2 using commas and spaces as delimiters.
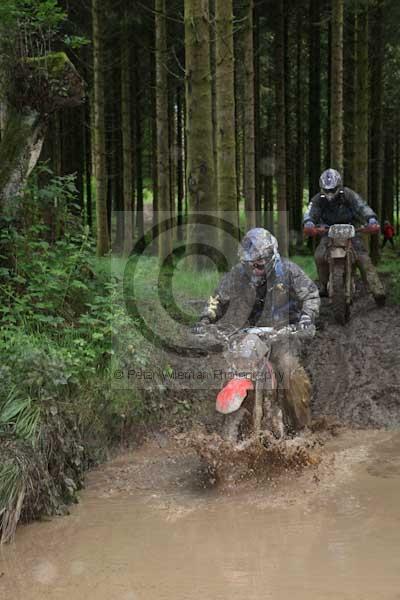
304, 223, 380, 325
198, 324, 314, 445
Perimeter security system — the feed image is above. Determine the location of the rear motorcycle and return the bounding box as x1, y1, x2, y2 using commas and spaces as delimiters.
204, 325, 314, 445
305, 223, 379, 325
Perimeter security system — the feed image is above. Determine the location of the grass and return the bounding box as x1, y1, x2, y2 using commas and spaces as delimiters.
377, 248, 400, 303
100, 248, 400, 315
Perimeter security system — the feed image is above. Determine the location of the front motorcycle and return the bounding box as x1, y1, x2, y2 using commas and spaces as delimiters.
202, 325, 314, 445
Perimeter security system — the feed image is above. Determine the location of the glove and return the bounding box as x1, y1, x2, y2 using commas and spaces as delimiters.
191, 319, 210, 335
304, 221, 315, 229
298, 314, 313, 330
368, 217, 379, 226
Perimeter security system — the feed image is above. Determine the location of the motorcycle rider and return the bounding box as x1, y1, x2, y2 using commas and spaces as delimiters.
304, 168, 386, 305
194, 228, 320, 431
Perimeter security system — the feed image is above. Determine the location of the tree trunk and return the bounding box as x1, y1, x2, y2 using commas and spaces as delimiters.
176, 84, 184, 238
330, 0, 344, 172
254, 3, 262, 221
121, 7, 134, 255
135, 46, 144, 242
369, 0, 384, 264
243, 0, 256, 227
383, 131, 394, 223
92, 0, 110, 256
155, 0, 172, 260
284, 6, 296, 241
0, 53, 84, 216
353, 4, 369, 200
215, 0, 238, 263
343, 6, 356, 188
396, 131, 400, 235
308, 0, 321, 198
274, 0, 288, 255
184, 0, 216, 269
295, 5, 305, 241
83, 101, 92, 231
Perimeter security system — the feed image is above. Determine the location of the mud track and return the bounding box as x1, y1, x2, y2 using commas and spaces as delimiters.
305, 284, 400, 428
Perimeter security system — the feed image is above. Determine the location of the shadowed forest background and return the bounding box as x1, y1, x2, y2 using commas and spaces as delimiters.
9, 0, 398, 258
1, 0, 400, 543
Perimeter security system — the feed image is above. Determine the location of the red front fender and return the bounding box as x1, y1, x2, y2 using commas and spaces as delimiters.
216, 378, 254, 415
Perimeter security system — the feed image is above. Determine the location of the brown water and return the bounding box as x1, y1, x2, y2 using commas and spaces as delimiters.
1, 430, 400, 600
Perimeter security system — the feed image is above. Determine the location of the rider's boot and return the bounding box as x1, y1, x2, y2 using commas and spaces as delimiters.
278, 353, 311, 431
357, 255, 386, 307
374, 293, 386, 307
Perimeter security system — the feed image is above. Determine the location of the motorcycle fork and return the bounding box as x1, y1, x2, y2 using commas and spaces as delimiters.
345, 240, 355, 304
254, 361, 282, 438
254, 379, 263, 435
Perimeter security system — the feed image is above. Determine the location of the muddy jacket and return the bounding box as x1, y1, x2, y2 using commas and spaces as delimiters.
303, 187, 376, 227
201, 259, 320, 330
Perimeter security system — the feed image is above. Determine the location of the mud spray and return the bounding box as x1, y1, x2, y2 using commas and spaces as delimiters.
188, 431, 323, 487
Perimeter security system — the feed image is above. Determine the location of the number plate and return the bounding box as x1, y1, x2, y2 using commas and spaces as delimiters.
328, 224, 355, 239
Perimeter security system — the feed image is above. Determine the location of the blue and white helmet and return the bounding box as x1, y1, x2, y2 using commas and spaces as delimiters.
238, 228, 280, 285
319, 168, 342, 200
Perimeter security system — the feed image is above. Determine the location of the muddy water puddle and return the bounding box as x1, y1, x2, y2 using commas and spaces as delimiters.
1, 430, 400, 600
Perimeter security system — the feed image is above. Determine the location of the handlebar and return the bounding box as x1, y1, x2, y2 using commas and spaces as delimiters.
304, 224, 380, 237
197, 323, 315, 343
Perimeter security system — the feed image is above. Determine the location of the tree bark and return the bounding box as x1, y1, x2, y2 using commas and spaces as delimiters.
155, 0, 172, 260
121, 7, 134, 255
354, 4, 369, 200
274, 0, 288, 255
308, 0, 321, 198
330, 0, 344, 172
369, 0, 384, 263
215, 0, 238, 237
184, 0, 216, 269
135, 46, 144, 242
215, 0, 238, 264
176, 84, 184, 237
92, 0, 110, 256
295, 5, 305, 239
0, 53, 84, 216
383, 132, 394, 223
343, 6, 356, 188
243, 0, 256, 227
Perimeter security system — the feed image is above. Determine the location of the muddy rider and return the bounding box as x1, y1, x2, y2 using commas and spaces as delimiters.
193, 228, 320, 431
304, 168, 386, 305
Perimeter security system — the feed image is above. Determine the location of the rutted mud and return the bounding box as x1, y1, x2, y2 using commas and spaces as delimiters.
306, 288, 400, 428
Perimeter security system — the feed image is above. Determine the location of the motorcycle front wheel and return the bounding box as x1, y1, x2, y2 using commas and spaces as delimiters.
221, 407, 252, 443
331, 259, 350, 325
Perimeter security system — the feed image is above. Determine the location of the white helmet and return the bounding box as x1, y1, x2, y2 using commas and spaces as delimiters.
319, 168, 342, 201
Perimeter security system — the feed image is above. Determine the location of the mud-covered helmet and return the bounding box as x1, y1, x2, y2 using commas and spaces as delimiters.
319, 168, 342, 201
238, 228, 280, 285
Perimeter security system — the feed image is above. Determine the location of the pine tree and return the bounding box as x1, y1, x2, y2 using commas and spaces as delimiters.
184, 0, 216, 269
121, 6, 134, 255
308, 0, 322, 194
155, 0, 172, 259
330, 0, 344, 172
215, 0, 238, 243
92, 0, 110, 255
274, 0, 288, 255
354, 3, 369, 200
242, 0, 256, 227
